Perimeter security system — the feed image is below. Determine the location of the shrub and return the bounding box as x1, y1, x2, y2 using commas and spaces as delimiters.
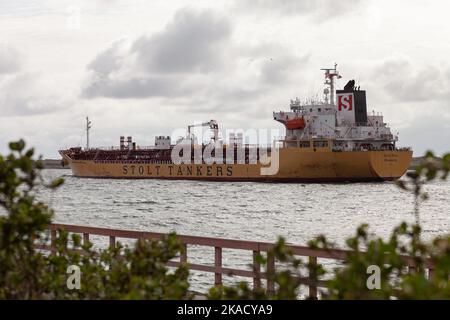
0, 140, 190, 299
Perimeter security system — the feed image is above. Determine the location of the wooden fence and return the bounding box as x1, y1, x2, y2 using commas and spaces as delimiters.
34, 223, 435, 299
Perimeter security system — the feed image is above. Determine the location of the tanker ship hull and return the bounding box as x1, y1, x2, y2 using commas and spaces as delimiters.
63, 149, 412, 182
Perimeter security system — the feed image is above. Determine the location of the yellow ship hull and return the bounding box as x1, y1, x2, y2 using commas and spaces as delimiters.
64, 148, 413, 182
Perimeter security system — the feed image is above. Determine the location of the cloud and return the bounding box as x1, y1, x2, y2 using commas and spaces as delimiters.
82, 8, 231, 99
369, 54, 450, 103
83, 75, 190, 99
131, 9, 231, 74
400, 111, 450, 156
357, 54, 450, 155
82, 7, 310, 104
235, 0, 364, 20
0, 44, 55, 116
0, 44, 21, 74
259, 53, 310, 85
0, 1, 50, 17
0, 72, 71, 116
85, 40, 126, 77
0, 43, 73, 117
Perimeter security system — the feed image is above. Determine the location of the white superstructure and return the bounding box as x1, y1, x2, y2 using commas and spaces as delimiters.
273, 65, 397, 152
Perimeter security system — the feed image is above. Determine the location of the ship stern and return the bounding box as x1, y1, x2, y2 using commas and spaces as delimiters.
369, 150, 413, 181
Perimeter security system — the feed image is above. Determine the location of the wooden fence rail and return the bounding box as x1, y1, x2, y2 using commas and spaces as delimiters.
34, 223, 435, 299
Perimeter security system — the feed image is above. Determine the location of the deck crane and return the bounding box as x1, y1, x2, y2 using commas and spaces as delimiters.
187, 120, 219, 143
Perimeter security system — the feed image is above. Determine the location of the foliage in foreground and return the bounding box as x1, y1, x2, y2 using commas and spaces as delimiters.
0, 140, 189, 299
321, 151, 450, 299
0, 140, 449, 299
209, 151, 450, 300
209, 223, 450, 300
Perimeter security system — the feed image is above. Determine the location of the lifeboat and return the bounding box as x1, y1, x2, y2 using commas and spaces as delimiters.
285, 117, 306, 130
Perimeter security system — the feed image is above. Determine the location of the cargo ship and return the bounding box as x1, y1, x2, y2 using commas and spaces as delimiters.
60, 65, 412, 182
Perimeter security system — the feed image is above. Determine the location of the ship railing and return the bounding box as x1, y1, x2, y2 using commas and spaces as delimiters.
85, 144, 271, 151
353, 122, 388, 127
87, 146, 159, 151
34, 223, 435, 299
275, 136, 313, 142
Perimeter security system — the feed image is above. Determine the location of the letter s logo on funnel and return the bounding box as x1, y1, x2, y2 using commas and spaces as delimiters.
338, 93, 353, 111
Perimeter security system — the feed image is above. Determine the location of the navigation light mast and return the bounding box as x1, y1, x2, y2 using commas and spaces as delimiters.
321, 64, 342, 106
86, 117, 92, 150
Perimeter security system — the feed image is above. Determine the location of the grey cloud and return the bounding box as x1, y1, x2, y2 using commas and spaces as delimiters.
371, 56, 450, 103
0, 45, 72, 117
83, 7, 309, 101
86, 40, 125, 77
401, 112, 450, 155
0, 72, 68, 116
83, 8, 232, 99
0, 44, 21, 74
131, 9, 231, 74
260, 53, 310, 85
85, 7, 231, 78
236, 0, 364, 19
83, 75, 186, 99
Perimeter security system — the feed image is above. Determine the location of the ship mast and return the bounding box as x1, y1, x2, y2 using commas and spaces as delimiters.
321, 64, 341, 105
86, 116, 92, 150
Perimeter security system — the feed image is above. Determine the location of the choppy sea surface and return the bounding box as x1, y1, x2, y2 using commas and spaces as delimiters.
38, 169, 450, 293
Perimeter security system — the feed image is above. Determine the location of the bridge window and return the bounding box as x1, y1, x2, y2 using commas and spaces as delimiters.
300, 141, 311, 148
313, 141, 328, 148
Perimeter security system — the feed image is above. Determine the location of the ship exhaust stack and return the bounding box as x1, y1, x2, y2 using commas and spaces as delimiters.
120, 136, 125, 150
336, 81, 368, 125
127, 136, 132, 149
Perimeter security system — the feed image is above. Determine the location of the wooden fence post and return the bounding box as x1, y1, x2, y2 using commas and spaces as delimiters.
50, 229, 57, 254
83, 233, 90, 246
253, 251, 261, 290
266, 253, 275, 296
109, 236, 116, 249
215, 247, 222, 286
180, 243, 187, 263
308, 256, 318, 299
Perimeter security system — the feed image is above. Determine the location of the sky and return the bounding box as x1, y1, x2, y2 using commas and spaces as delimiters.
0, 0, 449, 158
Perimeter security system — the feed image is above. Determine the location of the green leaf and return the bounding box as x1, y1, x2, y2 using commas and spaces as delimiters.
50, 177, 64, 189
9, 140, 25, 152
424, 150, 435, 158
25, 148, 35, 158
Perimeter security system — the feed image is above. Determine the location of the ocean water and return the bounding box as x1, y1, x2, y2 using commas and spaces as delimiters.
38, 169, 450, 292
